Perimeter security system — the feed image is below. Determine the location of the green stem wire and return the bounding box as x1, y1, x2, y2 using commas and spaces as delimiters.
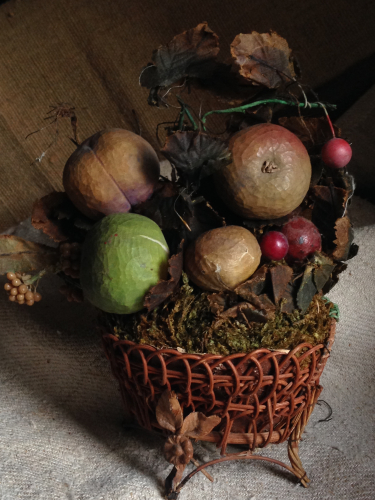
176, 95, 198, 131
201, 99, 337, 130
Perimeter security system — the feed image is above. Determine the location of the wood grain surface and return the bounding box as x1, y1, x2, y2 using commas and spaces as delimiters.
0, 0, 374, 230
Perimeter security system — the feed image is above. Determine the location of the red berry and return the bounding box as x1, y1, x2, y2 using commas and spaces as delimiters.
282, 217, 321, 260
321, 138, 352, 169
260, 231, 289, 261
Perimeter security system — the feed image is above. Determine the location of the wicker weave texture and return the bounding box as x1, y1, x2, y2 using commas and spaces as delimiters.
102, 321, 335, 455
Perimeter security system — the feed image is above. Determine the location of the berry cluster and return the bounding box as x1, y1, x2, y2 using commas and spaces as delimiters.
59, 284, 84, 303
4, 272, 42, 306
60, 242, 81, 279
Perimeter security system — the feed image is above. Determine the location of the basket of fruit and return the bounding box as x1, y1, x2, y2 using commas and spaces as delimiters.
0, 24, 357, 498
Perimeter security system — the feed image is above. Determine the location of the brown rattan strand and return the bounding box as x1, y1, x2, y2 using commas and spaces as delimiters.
102, 319, 335, 457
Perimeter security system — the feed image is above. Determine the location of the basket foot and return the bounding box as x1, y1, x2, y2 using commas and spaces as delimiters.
288, 435, 310, 487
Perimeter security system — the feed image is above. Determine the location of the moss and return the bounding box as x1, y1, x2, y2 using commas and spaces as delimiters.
104, 273, 334, 355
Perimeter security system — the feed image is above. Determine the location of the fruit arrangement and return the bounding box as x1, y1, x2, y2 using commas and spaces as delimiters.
0, 23, 357, 497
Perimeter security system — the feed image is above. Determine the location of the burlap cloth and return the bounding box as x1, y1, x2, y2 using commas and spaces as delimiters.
0, 194, 374, 500
0, 0, 375, 494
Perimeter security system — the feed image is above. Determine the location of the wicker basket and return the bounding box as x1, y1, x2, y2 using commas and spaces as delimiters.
102, 319, 336, 493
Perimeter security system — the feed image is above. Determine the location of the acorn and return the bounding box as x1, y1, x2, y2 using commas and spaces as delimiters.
184, 226, 261, 292
63, 128, 160, 219
215, 124, 311, 219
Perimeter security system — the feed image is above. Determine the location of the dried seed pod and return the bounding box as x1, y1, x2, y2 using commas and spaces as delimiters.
184, 226, 261, 292
215, 124, 311, 219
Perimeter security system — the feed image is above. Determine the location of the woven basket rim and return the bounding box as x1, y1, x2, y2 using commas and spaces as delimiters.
103, 318, 336, 361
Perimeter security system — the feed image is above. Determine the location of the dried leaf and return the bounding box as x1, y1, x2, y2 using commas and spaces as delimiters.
135, 181, 180, 232
161, 131, 231, 182
280, 282, 296, 313
322, 261, 347, 294
140, 23, 219, 91
234, 265, 268, 297
31, 192, 72, 242
312, 185, 349, 219
156, 391, 183, 433
270, 264, 293, 304
231, 31, 295, 88
278, 117, 340, 150
217, 302, 269, 324
312, 252, 335, 292
179, 193, 225, 243
332, 216, 354, 261
144, 241, 184, 312
0, 236, 59, 275
181, 412, 221, 439
297, 264, 317, 313
31, 191, 94, 242
207, 292, 228, 315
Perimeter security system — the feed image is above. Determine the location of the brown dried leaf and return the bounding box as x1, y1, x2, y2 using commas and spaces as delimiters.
234, 265, 268, 298
312, 185, 349, 219
179, 193, 225, 243
278, 117, 341, 149
207, 292, 228, 315
144, 241, 184, 312
270, 264, 293, 304
280, 282, 296, 313
217, 302, 270, 324
31, 192, 72, 242
161, 131, 231, 183
297, 264, 317, 313
312, 252, 335, 292
231, 31, 295, 88
140, 23, 219, 90
134, 181, 180, 231
156, 391, 183, 433
181, 412, 221, 439
0, 236, 59, 275
332, 216, 354, 261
